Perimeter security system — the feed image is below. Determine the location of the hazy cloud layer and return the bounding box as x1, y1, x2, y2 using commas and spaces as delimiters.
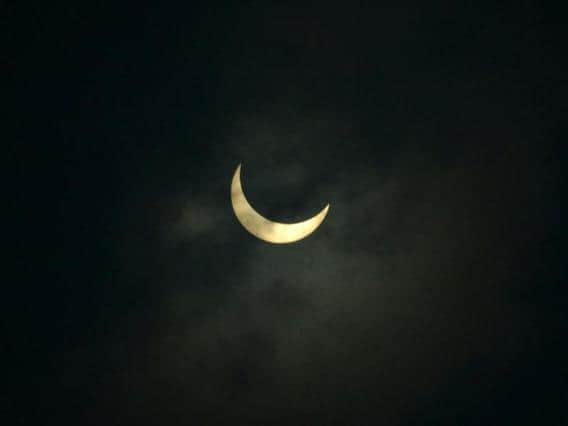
101, 94, 547, 423
36, 4, 556, 424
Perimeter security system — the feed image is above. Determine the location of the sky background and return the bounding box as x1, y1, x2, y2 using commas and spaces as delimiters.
6, 2, 566, 425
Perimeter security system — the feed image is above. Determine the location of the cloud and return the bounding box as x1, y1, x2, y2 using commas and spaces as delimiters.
102, 56, 551, 424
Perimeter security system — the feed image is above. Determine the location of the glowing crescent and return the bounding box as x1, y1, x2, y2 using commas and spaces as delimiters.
230, 164, 329, 244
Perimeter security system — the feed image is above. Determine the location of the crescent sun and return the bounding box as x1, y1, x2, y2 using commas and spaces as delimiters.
230, 164, 330, 244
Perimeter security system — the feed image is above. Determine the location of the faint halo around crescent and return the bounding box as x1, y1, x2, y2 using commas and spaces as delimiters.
230, 164, 330, 244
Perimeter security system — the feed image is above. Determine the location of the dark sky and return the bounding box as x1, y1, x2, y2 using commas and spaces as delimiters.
6, 2, 566, 425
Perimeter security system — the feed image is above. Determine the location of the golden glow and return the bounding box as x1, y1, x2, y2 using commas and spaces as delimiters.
230, 164, 329, 244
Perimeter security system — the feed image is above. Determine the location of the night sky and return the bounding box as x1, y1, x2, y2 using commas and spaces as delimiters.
6, 2, 566, 425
